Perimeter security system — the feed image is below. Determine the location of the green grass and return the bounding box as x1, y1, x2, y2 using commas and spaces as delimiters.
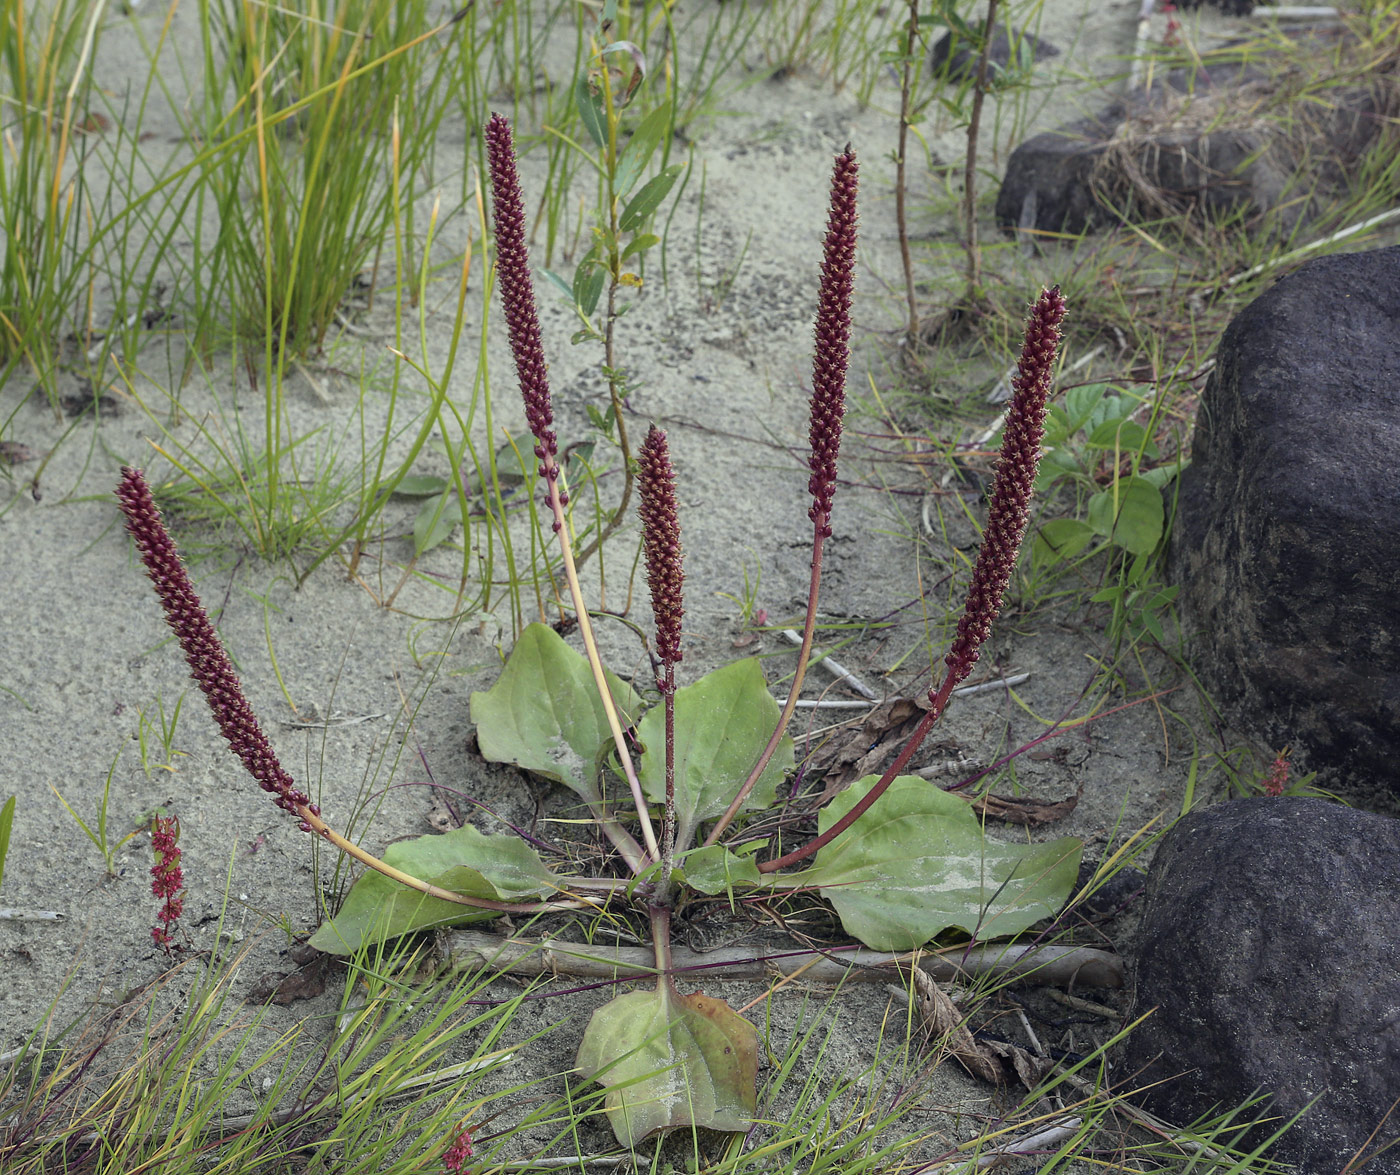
0, 0, 108, 407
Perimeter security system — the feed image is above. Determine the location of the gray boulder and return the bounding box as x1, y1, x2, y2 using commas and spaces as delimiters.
929, 23, 1059, 83
1122, 798, 1400, 1172
1171, 246, 1400, 795
996, 50, 1381, 238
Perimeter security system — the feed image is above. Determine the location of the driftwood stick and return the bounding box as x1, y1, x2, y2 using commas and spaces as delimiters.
444, 931, 1123, 989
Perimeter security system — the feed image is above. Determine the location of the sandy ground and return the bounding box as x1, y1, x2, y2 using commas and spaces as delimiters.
0, 0, 1264, 1163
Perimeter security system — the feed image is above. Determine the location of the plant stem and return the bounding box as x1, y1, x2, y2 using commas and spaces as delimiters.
304, 802, 580, 913
897, 0, 921, 340
659, 667, 677, 893
543, 461, 661, 865
445, 929, 1126, 989
758, 285, 1067, 873
649, 903, 673, 990
573, 276, 635, 568
962, 0, 1000, 302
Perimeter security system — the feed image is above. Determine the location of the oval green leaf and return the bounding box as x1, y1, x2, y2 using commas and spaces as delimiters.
470, 623, 643, 802
390, 474, 448, 498
577, 987, 757, 1147
619, 164, 683, 232
308, 824, 560, 955
1087, 474, 1165, 556
1031, 517, 1095, 572
413, 492, 465, 556
636, 658, 791, 848
798, 775, 1081, 951
675, 845, 762, 895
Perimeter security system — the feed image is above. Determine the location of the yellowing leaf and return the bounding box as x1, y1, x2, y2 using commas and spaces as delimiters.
577, 986, 757, 1147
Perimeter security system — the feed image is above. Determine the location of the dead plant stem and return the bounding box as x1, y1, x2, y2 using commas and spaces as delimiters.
897, 0, 921, 339
962, 0, 1000, 301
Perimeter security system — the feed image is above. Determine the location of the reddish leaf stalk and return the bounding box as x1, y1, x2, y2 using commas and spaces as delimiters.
759, 286, 1067, 874
705, 147, 859, 849
638, 426, 684, 883
117, 467, 569, 915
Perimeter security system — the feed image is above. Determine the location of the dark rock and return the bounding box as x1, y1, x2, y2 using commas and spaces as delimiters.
1171, 247, 1400, 794
991, 114, 1119, 239
996, 44, 1385, 238
929, 23, 1059, 83
1176, 0, 1255, 16
1122, 798, 1400, 1172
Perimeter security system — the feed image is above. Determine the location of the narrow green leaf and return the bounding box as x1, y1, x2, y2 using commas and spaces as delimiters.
578, 987, 758, 1147
636, 659, 791, 847
797, 775, 1081, 951
308, 825, 560, 955
614, 105, 671, 198
573, 248, 606, 318
542, 268, 576, 302
470, 623, 643, 802
620, 232, 659, 263
575, 76, 606, 148
1087, 475, 1165, 556
620, 164, 683, 232
0, 796, 14, 893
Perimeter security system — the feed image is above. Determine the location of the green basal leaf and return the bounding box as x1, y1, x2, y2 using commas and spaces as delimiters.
1087, 474, 1164, 556
798, 775, 1081, 951
389, 474, 448, 498
471, 623, 642, 802
1041, 404, 1072, 447
619, 164, 684, 232
308, 825, 560, 955
1033, 447, 1081, 494
1063, 382, 1109, 431
1139, 461, 1187, 490
413, 491, 464, 556
577, 986, 758, 1147
1085, 393, 1136, 435
675, 845, 762, 895
636, 658, 791, 847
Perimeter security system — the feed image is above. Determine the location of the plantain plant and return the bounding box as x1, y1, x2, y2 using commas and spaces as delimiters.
115, 112, 1078, 1150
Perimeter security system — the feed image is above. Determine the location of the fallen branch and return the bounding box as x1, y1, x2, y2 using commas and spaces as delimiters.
443, 931, 1123, 989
